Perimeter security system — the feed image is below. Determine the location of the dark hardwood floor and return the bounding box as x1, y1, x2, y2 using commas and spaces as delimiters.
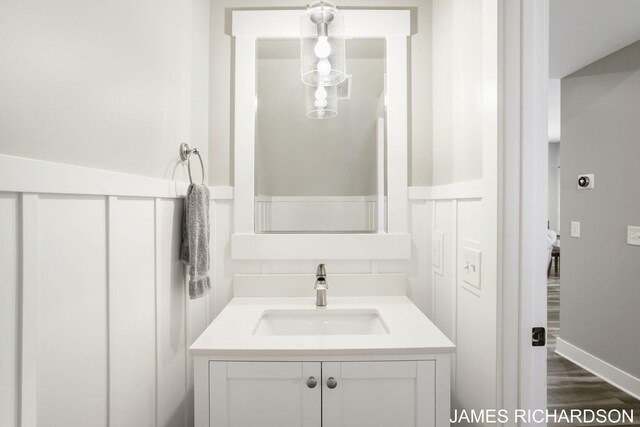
547, 272, 640, 426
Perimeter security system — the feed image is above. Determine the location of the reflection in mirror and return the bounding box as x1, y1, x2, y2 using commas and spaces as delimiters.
255, 39, 387, 234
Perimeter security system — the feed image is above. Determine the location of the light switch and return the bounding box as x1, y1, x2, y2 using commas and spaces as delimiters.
571, 221, 581, 238
432, 232, 444, 275
461, 246, 481, 289
628, 226, 640, 246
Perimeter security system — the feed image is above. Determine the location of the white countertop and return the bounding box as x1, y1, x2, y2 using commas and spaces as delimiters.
189, 296, 456, 357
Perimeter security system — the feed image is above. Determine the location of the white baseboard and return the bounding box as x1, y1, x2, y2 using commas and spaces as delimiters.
556, 337, 640, 400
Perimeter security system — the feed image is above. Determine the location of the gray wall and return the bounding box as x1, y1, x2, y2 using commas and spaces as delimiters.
0, 0, 210, 181
560, 39, 640, 378
3, 1, 435, 188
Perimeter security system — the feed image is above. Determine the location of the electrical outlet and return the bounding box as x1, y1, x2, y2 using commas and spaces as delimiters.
628, 226, 640, 246
571, 221, 581, 238
432, 232, 444, 275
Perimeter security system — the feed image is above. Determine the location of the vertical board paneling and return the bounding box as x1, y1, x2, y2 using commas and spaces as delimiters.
156, 198, 188, 427
456, 201, 483, 257
106, 196, 116, 427
409, 200, 431, 316
3, 182, 438, 427
111, 198, 156, 427
3, 182, 231, 427
212, 200, 232, 318
0, 193, 19, 427
428, 196, 485, 401
186, 297, 207, 351
186, 294, 206, 427
37, 195, 108, 427
454, 199, 488, 407
433, 201, 455, 342
207, 199, 217, 324
20, 194, 38, 427
186, 186, 209, 427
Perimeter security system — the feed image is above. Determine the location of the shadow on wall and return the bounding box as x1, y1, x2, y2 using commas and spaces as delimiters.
563, 41, 640, 124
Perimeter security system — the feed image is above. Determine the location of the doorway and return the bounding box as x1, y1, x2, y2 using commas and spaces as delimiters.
545, 1, 640, 423
502, 1, 640, 422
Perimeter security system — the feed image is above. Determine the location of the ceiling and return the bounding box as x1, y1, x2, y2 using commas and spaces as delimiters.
550, 0, 640, 78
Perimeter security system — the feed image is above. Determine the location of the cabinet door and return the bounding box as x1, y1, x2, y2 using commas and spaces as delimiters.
322, 361, 435, 427
209, 361, 321, 427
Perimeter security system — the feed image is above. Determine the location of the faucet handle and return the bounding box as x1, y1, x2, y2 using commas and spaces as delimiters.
316, 263, 326, 278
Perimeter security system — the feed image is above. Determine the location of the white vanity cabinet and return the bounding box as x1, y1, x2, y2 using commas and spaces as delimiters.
208, 361, 321, 427
321, 361, 436, 427
203, 358, 447, 427
190, 285, 455, 427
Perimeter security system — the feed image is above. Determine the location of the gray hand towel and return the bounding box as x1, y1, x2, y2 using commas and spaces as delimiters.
180, 184, 211, 299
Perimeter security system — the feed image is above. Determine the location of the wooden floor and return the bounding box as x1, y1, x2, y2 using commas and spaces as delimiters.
547, 273, 640, 426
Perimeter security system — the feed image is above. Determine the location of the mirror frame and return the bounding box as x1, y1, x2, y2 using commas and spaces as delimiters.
231, 9, 411, 260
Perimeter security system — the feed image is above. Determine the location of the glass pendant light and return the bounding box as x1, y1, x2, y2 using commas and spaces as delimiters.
300, 1, 346, 87
305, 84, 338, 119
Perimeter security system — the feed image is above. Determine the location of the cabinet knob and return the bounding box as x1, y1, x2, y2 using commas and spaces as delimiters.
306, 376, 317, 388
326, 377, 338, 389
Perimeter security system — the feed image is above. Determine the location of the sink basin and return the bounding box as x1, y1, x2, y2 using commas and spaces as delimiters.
254, 309, 389, 336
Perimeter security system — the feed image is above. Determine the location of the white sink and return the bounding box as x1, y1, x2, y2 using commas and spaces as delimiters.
253, 309, 389, 336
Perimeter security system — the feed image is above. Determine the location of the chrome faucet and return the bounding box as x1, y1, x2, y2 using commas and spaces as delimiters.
315, 264, 328, 307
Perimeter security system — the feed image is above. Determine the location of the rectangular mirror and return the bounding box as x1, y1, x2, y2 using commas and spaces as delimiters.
254, 39, 387, 234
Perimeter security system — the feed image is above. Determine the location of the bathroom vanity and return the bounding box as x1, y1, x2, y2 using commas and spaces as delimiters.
190, 274, 455, 427
191, 7, 456, 426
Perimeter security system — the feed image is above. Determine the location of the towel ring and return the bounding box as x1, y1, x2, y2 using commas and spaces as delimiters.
180, 143, 205, 185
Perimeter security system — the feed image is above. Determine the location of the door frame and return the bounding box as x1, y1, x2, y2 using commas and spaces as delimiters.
499, 0, 549, 424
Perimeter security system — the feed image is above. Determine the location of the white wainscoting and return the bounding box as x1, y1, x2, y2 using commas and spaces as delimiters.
0, 153, 487, 427
0, 193, 20, 427
409, 182, 485, 398
254, 196, 379, 233
0, 194, 234, 427
0, 156, 232, 427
